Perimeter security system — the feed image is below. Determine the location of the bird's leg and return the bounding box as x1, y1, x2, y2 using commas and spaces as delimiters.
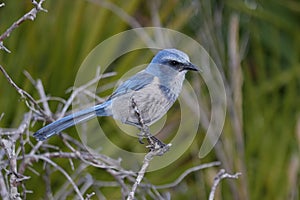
131, 97, 168, 151
137, 126, 150, 144
146, 135, 167, 149
131, 97, 151, 140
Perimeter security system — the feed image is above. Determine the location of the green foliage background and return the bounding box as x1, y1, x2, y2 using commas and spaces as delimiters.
0, 0, 299, 199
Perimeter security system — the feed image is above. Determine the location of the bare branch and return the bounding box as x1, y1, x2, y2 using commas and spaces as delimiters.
58, 67, 115, 119
0, 65, 52, 121
155, 161, 221, 189
127, 97, 171, 200
0, 0, 47, 52
85, 192, 95, 200
0, 42, 11, 53
127, 147, 170, 200
108, 169, 130, 199
209, 169, 242, 200
0, 139, 21, 199
24, 71, 52, 116
0, 169, 8, 199
35, 155, 84, 200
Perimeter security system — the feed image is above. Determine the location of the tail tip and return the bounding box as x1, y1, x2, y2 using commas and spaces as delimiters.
33, 131, 48, 141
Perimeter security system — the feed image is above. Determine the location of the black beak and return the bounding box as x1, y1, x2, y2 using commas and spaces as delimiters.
183, 62, 201, 72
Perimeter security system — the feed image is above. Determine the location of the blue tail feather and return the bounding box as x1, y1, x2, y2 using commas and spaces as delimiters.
33, 101, 111, 141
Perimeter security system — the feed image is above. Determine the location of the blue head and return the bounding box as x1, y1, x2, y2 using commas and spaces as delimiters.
146, 49, 199, 77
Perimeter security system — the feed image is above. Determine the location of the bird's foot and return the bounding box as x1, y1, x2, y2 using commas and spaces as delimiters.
146, 135, 165, 147
131, 97, 170, 154
137, 127, 151, 144
146, 136, 171, 155
137, 132, 152, 144
137, 132, 171, 155
138, 136, 145, 144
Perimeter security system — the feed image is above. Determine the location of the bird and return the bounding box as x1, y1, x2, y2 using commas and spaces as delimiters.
33, 49, 199, 143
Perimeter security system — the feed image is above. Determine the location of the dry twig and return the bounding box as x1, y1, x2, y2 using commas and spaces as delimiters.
0, 0, 47, 53
0, 65, 52, 121
209, 169, 242, 200
127, 98, 171, 200
155, 161, 221, 189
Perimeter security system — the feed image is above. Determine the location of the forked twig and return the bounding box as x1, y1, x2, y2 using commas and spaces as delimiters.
209, 169, 242, 200
58, 67, 115, 119
0, 65, 52, 121
155, 161, 221, 189
131, 97, 169, 150
127, 98, 171, 200
0, 0, 47, 53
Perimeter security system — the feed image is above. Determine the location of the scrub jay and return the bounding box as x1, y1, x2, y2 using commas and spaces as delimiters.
34, 49, 199, 143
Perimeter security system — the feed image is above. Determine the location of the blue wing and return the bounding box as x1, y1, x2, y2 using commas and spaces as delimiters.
108, 70, 154, 100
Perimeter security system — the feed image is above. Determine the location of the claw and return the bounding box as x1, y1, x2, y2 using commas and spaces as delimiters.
146, 136, 167, 150
138, 137, 145, 144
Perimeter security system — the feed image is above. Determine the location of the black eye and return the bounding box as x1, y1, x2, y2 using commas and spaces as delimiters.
169, 60, 179, 66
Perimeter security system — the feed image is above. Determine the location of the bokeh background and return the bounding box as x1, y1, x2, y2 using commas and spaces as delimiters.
0, 0, 299, 199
